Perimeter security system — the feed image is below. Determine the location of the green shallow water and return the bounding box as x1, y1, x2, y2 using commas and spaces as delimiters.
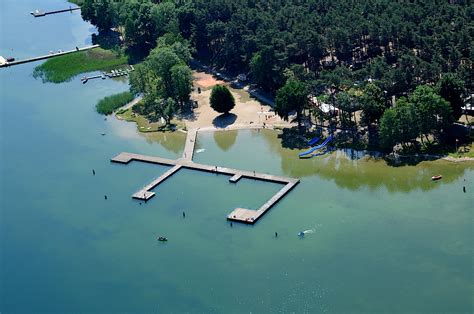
1, 0, 473, 312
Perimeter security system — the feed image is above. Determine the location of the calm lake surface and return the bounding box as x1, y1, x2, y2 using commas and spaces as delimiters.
1, 0, 473, 312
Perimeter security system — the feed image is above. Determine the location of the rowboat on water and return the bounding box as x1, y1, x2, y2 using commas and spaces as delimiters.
431, 175, 442, 181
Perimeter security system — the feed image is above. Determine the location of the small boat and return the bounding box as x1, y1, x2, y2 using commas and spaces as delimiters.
157, 236, 168, 242
6, 57, 15, 62
431, 175, 442, 181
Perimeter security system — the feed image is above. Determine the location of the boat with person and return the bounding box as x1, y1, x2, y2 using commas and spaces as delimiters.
157, 236, 168, 242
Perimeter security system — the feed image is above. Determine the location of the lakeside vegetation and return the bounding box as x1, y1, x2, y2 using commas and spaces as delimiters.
96, 91, 133, 115
78, 0, 473, 155
33, 47, 127, 83
116, 107, 184, 132
128, 35, 193, 126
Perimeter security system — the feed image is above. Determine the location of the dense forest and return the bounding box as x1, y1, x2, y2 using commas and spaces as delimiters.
79, 0, 473, 152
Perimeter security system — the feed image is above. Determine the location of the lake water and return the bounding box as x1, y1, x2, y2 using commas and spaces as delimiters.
1, 0, 473, 312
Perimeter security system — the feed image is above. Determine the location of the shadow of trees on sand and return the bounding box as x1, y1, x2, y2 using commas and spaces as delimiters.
212, 113, 237, 128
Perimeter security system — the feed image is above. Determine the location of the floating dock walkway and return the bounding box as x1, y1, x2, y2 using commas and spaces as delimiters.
81, 65, 135, 84
31, 7, 80, 17
182, 129, 198, 160
111, 129, 299, 224
132, 165, 182, 200
0, 45, 100, 68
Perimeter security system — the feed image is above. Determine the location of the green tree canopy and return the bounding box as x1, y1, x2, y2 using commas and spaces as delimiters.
335, 92, 357, 129
359, 83, 387, 126
210, 85, 235, 114
81, 0, 116, 32
171, 64, 193, 107
436, 73, 466, 120
82, 0, 472, 96
129, 36, 193, 124
410, 85, 452, 142
380, 86, 453, 150
379, 98, 418, 150
275, 79, 308, 125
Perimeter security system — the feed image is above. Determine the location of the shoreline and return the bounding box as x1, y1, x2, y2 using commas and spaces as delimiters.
115, 107, 474, 164
114, 70, 473, 165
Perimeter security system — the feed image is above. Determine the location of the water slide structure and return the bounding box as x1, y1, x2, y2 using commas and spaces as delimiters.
307, 137, 320, 146
298, 135, 334, 158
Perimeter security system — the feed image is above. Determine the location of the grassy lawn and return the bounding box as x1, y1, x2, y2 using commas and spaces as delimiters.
33, 47, 127, 83
96, 91, 134, 115
117, 108, 185, 133
116, 108, 185, 132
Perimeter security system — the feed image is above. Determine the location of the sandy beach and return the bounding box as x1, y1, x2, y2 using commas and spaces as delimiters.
184, 71, 292, 130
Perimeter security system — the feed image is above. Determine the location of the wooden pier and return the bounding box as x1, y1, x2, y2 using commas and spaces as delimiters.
110, 128, 299, 224
182, 129, 197, 160
31, 7, 80, 17
0, 45, 99, 68
81, 65, 135, 84
132, 165, 182, 200
111, 151, 299, 224
229, 173, 243, 183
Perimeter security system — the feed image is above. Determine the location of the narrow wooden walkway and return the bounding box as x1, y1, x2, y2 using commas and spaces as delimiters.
132, 165, 182, 200
227, 179, 299, 223
0, 45, 99, 68
111, 151, 299, 224
31, 7, 80, 17
182, 129, 197, 160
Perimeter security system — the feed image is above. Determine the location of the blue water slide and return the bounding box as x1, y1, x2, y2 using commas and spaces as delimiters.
298, 135, 334, 157
307, 137, 320, 146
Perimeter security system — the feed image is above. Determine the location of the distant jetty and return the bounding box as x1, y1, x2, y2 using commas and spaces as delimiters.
0, 45, 100, 68
30, 7, 80, 18
80, 65, 135, 84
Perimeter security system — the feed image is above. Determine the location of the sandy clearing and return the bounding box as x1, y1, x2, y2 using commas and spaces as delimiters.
184, 71, 292, 130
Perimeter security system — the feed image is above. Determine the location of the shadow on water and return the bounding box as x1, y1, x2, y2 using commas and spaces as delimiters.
141, 131, 186, 155
385, 154, 444, 167
212, 113, 237, 128
213, 130, 238, 152
339, 147, 384, 161
259, 129, 473, 193
277, 127, 321, 150
91, 31, 121, 50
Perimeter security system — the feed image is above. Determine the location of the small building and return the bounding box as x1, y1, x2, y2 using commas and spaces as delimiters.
310, 96, 339, 115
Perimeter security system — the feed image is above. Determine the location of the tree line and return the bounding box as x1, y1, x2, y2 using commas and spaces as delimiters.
80, 0, 472, 151
81, 0, 472, 92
